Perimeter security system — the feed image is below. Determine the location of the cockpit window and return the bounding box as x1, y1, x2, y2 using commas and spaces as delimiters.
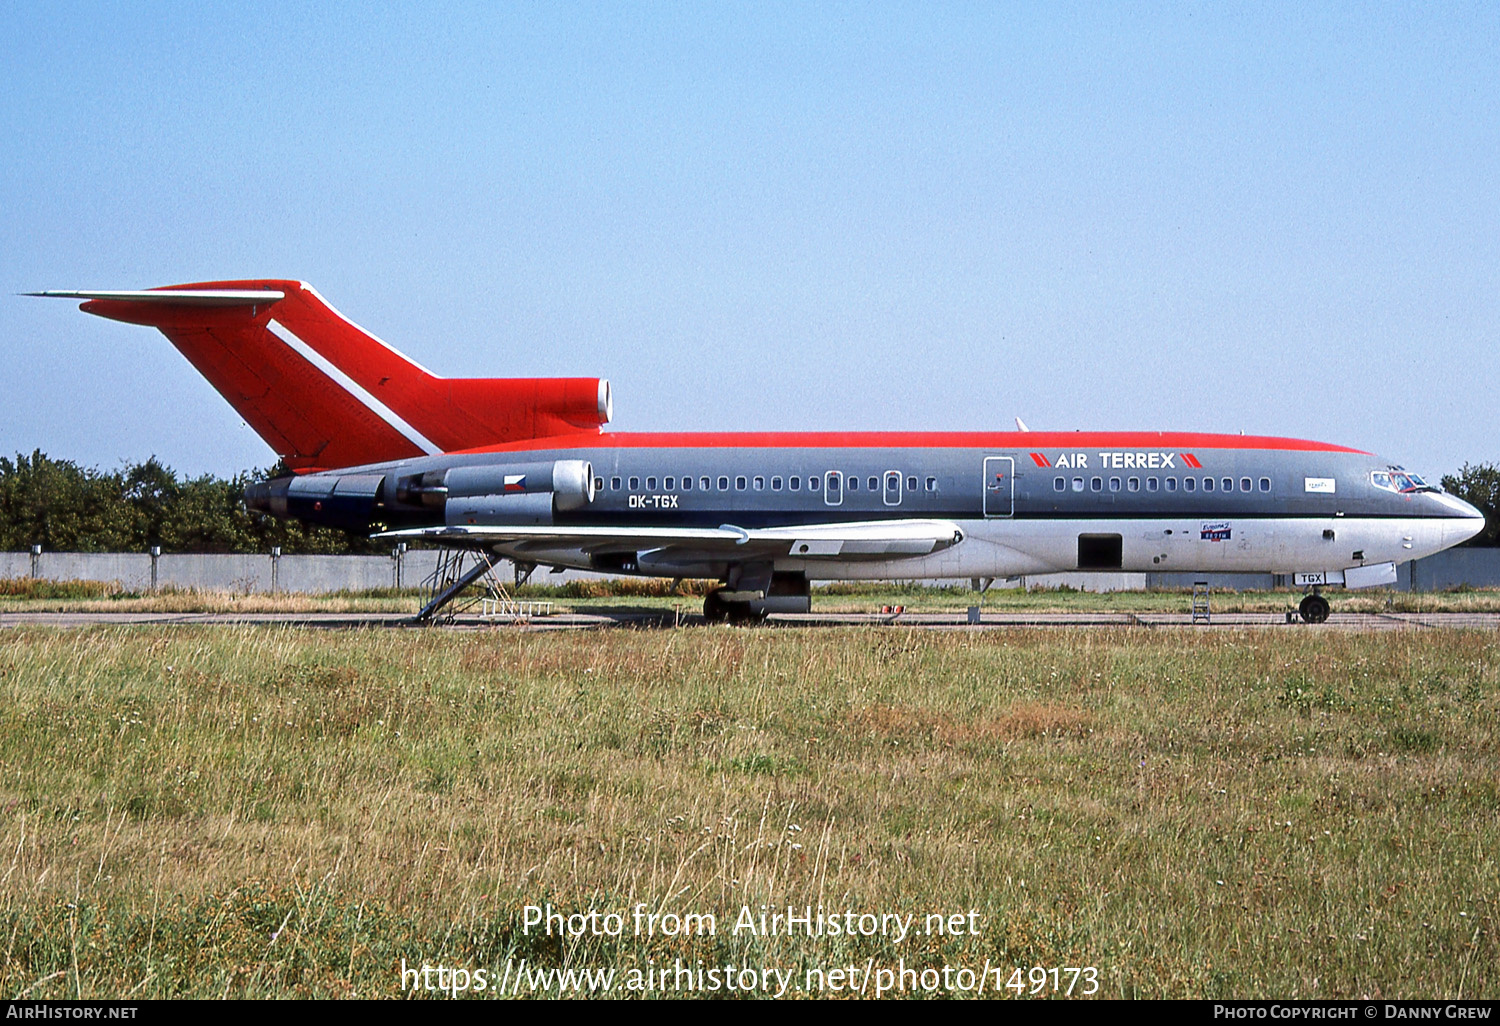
1372, 467, 1438, 494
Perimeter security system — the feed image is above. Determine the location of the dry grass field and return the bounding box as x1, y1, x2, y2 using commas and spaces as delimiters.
0, 623, 1495, 998
6, 576, 1500, 617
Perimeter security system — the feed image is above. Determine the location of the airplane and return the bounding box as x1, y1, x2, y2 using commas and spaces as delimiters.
31, 279, 1486, 623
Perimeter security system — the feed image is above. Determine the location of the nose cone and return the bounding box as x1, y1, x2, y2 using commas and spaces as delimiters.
1435, 492, 1488, 547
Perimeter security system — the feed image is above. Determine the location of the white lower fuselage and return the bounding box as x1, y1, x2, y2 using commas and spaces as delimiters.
772, 515, 1473, 582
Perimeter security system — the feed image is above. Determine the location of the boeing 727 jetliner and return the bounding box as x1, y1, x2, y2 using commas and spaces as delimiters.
33, 280, 1485, 622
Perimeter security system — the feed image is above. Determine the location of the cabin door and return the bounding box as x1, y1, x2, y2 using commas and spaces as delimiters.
983, 456, 1014, 518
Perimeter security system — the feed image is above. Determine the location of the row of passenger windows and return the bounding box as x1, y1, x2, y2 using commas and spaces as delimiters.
591, 472, 1269, 496
1054, 476, 1272, 494
603, 474, 941, 494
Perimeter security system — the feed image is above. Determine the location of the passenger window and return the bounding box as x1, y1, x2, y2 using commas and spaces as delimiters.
1072, 477, 1084, 492
717, 476, 727, 491
701, 476, 711, 491
736, 476, 747, 490
809, 477, 820, 490
926, 477, 937, 491
629, 476, 640, 490
1054, 477, 1065, 492
1128, 477, 1140, 492
611, 476, 622, 490
1091, 477, 1102, 492
1184, 478, 1196, 492
594, 477, 604, 492
1240, 478, 1251, 492
647, 477, 658, 490
868, 477, 878, 491
673, 476, 683, 490
1203, 477, 1214, 492
1109, 477, 1121, 492
907, 476, 917, 491
1165, 477, 1177, 492
1259, 477, 1271, 492
847, 477, 858, 491
883, 471, 902, 505
789, 477, 800, 491
1146, 477, 1158, 492
1222, 477, 1234, 492
772, 476, 783, 491
753, 476, 764, 491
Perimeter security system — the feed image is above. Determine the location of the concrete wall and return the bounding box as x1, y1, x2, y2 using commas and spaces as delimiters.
5, 548, 1500, 594
4, 549, 470, 594
1405, 547, 1500, 591
1144, 572, 1279, 591
1, 551, 154, 587
1018, 572, 1148, 593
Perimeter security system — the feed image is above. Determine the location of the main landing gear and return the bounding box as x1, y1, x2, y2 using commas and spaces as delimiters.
703, 572, 812, 624
1298, 592, 1331, 624
703, 589, 764, 624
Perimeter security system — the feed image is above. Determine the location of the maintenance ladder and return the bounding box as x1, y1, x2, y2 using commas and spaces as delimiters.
414, 548, 553, 623
1192, 581, 1211, 624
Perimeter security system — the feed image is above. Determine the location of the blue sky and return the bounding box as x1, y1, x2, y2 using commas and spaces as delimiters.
3, 2, 1496, 478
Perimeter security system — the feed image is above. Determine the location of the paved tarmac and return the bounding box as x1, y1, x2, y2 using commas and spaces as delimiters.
2, 609, 1498, 631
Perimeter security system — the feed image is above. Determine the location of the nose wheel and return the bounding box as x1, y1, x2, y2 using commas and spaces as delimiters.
1298, 593, 1330, 624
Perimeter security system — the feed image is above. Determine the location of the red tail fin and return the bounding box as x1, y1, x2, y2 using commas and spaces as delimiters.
47, 280, 611, 472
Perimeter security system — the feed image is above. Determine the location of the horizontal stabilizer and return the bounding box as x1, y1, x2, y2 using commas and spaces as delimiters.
27, 289, 285, 306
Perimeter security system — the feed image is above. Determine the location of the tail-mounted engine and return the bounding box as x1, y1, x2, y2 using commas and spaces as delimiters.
247, 459, 595, 530
244, 473, 386, 530
399, 459, 595, 527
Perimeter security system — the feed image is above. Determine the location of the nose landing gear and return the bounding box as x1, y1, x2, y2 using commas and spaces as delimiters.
1298, 591, 1331, 624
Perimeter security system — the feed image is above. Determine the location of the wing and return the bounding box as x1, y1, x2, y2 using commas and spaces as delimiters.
378, 518, 965, 562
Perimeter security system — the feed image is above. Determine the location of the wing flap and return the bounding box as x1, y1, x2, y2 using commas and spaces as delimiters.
749, 519, 965, 558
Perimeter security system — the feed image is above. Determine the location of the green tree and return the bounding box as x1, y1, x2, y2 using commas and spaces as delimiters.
122, 457, 180, 546
0, 451, 138, 551
1440, 463, 1500, 547
158, 474, 259, 553
1, 452, 389, 555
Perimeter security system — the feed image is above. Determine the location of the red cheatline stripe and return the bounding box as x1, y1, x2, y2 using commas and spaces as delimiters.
440, 431, 1372, 456
1030, 452, 1051, 467
1182, 453, 1202, 468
